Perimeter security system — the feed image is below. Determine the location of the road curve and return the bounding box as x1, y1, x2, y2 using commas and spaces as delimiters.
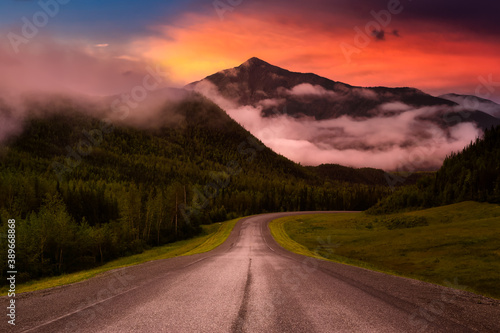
8, 212, 500, 332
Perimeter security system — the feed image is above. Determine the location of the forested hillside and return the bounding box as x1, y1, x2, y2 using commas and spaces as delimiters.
368, 126, 500, 214
307, 164, 429, 186
0, 92, 391, 282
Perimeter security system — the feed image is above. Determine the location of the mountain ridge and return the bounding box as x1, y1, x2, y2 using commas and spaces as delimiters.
186, 57, 458, 119
439, 93, 500, 118
187, 58, 500, 130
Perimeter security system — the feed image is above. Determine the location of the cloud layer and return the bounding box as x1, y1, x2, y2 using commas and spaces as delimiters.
0, 37, 174, 97
193, 81, 482, 171
286, 83, 337, 97
0, 36, 177, 143
131, 1, 500, 103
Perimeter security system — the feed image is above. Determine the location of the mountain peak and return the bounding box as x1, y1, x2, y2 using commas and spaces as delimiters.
187, 58, 477, 122
240, 57, 271, 67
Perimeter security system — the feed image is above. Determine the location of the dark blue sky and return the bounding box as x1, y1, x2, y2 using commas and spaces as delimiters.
0, 0, 205, 41
2, 0, 499, 42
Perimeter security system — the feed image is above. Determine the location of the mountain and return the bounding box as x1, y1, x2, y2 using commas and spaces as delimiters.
187, 57, 500, 130
187, 57, 452, 119
439, 93, 500, 118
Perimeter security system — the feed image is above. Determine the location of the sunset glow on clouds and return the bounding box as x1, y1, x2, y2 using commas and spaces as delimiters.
0, 0, 499, 169
129, 1, 500, 102
191, 80, 484, 170
1, 0, 498, 99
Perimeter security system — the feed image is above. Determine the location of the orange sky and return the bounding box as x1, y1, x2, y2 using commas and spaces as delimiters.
1, 0, 498, 102
128, 10, 500, 102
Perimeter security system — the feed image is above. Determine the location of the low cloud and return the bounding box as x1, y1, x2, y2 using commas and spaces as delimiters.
371, 29, 401, 41
441, 94, 500, 118
192, 81, 482, 171
371, 29, 385, 41
258, 98, 286, 109
286, 83, 337, 97
0, 36, 172, 97
0, 97, 24, 143
352, 88, 378, 100
0, 36, 178, 143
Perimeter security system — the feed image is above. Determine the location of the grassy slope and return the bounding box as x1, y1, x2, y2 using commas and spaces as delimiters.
1, 218, 241, 296
270, 202, 500, 299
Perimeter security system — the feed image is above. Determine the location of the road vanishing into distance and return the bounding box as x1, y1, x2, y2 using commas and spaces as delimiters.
9, 212, 500, 332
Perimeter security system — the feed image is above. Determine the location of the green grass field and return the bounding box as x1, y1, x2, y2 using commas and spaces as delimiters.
270, 202, 500, 299
1, 218, 241, 296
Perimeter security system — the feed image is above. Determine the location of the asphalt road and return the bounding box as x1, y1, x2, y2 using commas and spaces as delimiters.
7, 212, 500, 332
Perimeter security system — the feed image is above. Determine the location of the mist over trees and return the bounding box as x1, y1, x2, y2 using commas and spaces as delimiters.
2, 93, 496, 284
368, 125, 500, 214
0, 95, 391, 283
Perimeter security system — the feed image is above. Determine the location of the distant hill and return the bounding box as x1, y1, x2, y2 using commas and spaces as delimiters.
368, 125, 500, 214
308, 164, 430, 187
308, 164, 389, 186
439, 93, 500, 118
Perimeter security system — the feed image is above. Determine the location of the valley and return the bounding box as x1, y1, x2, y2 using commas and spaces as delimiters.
1, 1, 500, 332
